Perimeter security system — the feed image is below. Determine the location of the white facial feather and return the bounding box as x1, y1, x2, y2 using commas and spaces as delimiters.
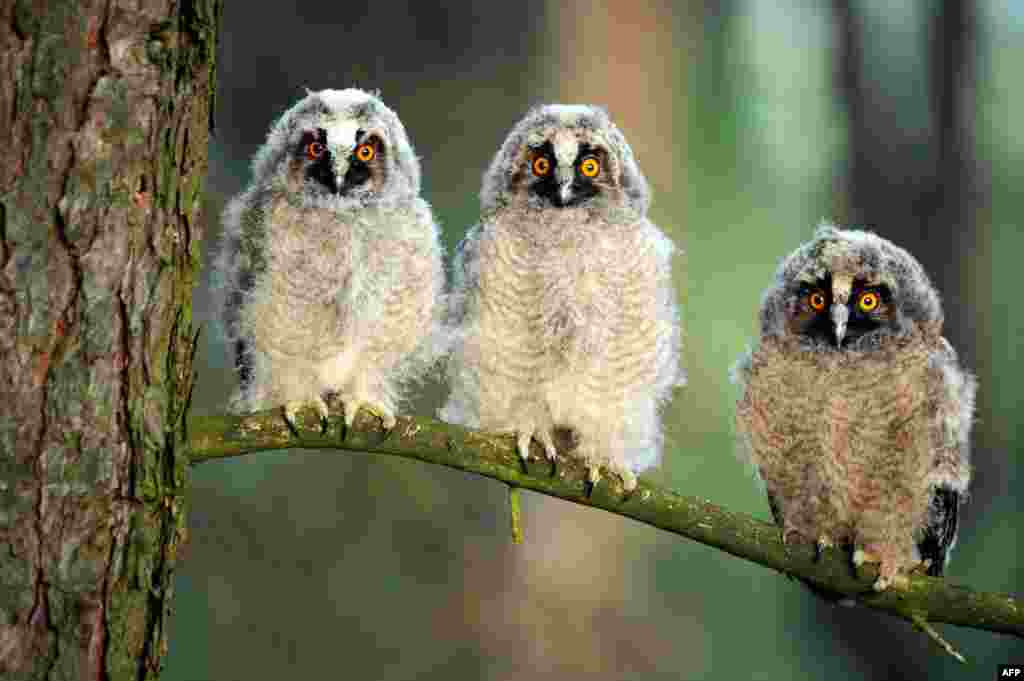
323, 119, 360, 188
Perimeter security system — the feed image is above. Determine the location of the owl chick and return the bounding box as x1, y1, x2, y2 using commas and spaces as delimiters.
734, 225, 974, 591
441, 104, 684, 495
215, 88, 444, 431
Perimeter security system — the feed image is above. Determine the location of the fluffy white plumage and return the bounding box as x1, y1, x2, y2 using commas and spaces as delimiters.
441, 104, 684, 493
215, 88, 445, 429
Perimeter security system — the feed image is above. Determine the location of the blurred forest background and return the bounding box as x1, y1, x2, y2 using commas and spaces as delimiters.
166, 1, 1023, 679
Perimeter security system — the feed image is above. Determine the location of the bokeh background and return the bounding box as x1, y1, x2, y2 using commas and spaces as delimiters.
165, 1, 1023, 679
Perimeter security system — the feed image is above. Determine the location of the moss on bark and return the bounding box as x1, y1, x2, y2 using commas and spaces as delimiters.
189, 405, 1024, 648
0, 1, 219, 678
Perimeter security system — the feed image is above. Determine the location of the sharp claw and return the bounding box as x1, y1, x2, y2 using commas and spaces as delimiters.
283, 404, 301, 438
583, 466, 601, 498
285, 399, 328, 436
814, 536, 833, 563
532, 434, 558, 477
537, 432, 557, 459
340, 397, 395, 431
852, 548, 875, 567
314, 396, 330, 434
375, 406, 397, 430
851, 546, 910, 592
343, 401, 357, 429
516, 432, 531, 463
870, 567, 910, 592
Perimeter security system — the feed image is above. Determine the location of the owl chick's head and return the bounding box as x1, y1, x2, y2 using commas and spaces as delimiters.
480, 104, 649, 220
251, 88, 421, 208
759, 224, 943, 350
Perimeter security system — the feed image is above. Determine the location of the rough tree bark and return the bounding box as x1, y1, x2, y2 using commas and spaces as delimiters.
0, 1, 219, 679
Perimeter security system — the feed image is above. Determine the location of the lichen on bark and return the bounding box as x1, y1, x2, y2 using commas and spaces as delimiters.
0, 1, 219, 679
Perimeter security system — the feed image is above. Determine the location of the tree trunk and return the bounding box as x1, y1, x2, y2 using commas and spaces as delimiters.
0, 1, 219, 678
832, 0, 978, 353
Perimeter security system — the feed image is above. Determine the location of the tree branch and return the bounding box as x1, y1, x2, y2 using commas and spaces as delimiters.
186, 404, 1023, 648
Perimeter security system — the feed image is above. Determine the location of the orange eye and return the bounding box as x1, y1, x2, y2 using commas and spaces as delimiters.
355, 143, 375, 162
305, 141, 325, 160
532, 156, 551, 176
808, 291, 826, 311
858, 291, 880, 312
579, 157, 600, 178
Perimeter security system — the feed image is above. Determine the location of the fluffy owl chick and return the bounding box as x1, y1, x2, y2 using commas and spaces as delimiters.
735, 225, 974, 591
215, 88, 444, 431
441, 104, 684, 495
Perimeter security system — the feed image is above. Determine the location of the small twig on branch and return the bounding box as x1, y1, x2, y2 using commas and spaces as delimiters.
508, 486, 524, 545
187, 404, 1024, 650
909, 613, 967, 664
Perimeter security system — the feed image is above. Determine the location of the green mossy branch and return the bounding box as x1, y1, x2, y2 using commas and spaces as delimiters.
186, 403, 1023, 656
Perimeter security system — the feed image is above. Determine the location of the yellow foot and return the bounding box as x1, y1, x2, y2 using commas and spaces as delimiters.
620, 469, 638, 494
812, 535, 835, 562
883, 574, 911, 591
781, 526, 809, 546
605, 461, 638, 497
853, 546, 912, 592
284, 395, 330, 433
515, 427, 558, 464
582, 465, 602, 498
339, 395, 396, 430
852, 547, 880, 568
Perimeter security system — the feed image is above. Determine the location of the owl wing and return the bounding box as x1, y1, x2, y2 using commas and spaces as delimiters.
918, 486, 960, 576
446, 222, 483, 330
730, 347, 756, 468
438, 223, 484, 427
918, 337, 976, 575
646, 220, 686, 393
215, 187, 270, 400
732, 348, 786, 528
